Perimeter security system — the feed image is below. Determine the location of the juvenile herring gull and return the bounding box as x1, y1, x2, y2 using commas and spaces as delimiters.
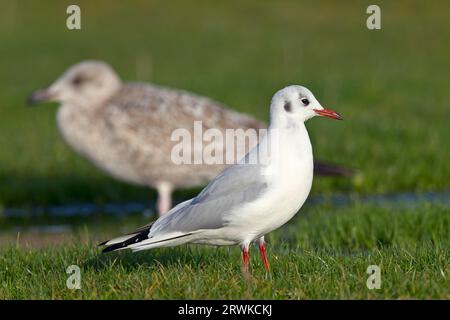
28, 61, 352, 216
100, 85, 343, 272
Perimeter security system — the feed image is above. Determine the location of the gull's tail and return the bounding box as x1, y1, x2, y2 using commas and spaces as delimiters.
314, 160, 355, 177
99, 222, 195, 253
99, 222, 155, 253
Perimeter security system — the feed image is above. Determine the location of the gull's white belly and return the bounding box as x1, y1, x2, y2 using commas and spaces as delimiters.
195, 127, 314, 246
194, 160, 313, 246
240, 172, 312, 241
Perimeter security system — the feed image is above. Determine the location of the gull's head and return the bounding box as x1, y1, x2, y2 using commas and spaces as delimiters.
269, 85, 342, 128
27, 61, 122, 107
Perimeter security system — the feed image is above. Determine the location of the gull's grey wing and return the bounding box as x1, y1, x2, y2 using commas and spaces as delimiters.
150, 163, 269, 235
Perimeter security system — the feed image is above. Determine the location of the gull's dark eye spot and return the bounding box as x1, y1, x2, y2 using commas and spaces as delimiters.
72, 75, 84, 86
284, 101, 292, 112
301, 98, 310, 106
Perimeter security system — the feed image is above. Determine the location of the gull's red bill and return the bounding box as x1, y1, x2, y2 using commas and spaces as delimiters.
314, 108, 343, 120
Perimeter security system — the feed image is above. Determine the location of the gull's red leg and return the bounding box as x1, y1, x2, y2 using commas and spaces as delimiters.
258, 237, 270, 271
242, 244, 250, 272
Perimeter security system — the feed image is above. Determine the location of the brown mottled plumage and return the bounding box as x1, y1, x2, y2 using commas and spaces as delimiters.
28, 61, 352, 216
100, 83, 264, 188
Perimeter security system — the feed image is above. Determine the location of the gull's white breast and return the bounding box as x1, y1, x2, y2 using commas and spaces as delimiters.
216, 125, 314, 244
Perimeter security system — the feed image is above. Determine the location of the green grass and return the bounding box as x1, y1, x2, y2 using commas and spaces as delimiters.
1, 203, 448, 299
1, 1, 449, 206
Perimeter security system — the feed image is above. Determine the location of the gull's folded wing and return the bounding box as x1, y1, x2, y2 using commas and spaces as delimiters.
150, 163, 269, 235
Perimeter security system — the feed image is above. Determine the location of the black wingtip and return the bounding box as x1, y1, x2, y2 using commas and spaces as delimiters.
314, 161, 355, 177
100, 229, 152, 253
102, 242, 127, 253
99, 222, 155, 253
97, 240, 109, 247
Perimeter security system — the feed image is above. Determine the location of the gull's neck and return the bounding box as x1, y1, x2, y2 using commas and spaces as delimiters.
253, 121, 313, 171
269, 121, 312, 158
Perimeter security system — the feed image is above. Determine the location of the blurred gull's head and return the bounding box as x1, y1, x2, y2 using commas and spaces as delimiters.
27, 60, 122, 107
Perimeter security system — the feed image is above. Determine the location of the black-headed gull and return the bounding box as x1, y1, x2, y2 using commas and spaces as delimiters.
100, 85, 342, 272
27, 61, 351, 216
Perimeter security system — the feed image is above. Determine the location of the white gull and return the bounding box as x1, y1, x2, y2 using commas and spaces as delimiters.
100, 85, 343, 272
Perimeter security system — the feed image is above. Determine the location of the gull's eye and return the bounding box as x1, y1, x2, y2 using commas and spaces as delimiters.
72, 75, 84, 86
300, 98, 310, 106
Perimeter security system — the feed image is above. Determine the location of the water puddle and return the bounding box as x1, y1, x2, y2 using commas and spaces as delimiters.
307, 191, 450, 207
1, 191, 448, 247
2, 202, 151, 218
1, 191, 449, 219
